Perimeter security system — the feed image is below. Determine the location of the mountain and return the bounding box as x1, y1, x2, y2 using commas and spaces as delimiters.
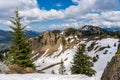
0, 30, 40, 44
103, 26, 120, 31
0, 30, 11, 43
0, 30, 41, 60
25, 30, 41, 38
81, 25, 107, 37
28, 25, 119, 80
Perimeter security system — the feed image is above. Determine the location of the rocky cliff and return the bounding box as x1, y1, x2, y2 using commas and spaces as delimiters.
101, 54, 120, 80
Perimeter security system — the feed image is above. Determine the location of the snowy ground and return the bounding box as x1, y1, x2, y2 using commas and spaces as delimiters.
0, 73, 97, 80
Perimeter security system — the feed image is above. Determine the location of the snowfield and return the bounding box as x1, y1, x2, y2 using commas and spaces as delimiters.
0, 73, 97, 80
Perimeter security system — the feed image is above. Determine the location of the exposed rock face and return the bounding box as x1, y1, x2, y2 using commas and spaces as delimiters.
30, 26, 108, 60
0, 61, 10, 73
30, 29, 81, 60
101, 54, 120, 80
8, 64, 36, 74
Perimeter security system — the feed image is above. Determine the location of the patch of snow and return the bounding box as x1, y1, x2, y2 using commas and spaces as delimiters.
86, 40, 94, 48
41, 49, 49, 57
75, 35, 79, 40
60, 31, 64, 35
95, 37, 99, 39
0, 73, 97, 80
79, 40, 86, 44
83, 38, 88, 41
31, 53, 39, 59
31, 51, 35, 54
70, 39, 74, 43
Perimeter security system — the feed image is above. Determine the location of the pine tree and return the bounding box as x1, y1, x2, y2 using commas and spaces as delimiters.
71, 45, 96, 76
6, 8, 35, 68
59, 59, 66, 75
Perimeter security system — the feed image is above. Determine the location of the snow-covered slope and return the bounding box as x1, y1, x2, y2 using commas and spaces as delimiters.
86, 38, 119, 79
33, 38, 119, 80
0, 73, 97, 80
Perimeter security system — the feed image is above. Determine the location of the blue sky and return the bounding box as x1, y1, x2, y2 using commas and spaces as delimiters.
37, 0, 76, 10
0, 0, 120, 32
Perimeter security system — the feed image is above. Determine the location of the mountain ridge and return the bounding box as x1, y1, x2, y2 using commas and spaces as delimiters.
28, 25, 119, 80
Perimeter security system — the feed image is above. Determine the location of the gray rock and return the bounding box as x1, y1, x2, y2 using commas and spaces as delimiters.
0, 61, 10, 73
101, 54, 120, 80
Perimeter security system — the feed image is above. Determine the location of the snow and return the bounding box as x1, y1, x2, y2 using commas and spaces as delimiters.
60, 31, 64, 35
0, 73, 97, 80
32, 53, 39, 59
70, 39, 74, 43
83, 38, 88, 41
34, 44, 78, 74
41, 49, 49, 57
86, 38, 119, 79
86, 40, 94, 48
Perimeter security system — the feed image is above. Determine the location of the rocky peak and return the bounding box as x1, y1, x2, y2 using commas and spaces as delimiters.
80, 25, 105, 35
81, 25, 101, 31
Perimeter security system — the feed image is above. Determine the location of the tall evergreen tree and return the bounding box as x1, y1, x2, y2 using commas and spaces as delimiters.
59, 59, 66, 75
6, 9, 34, 68
71, 45, 96, 76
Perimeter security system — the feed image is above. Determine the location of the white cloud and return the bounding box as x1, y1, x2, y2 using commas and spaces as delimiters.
0, 0, 120, 31
95, 0, 120, 11
0, 0, 37, 18
49, 22, 86, 30
65, 0, 96, 18
91, 19, 120, 27
20, 8, 65, 23
81, 11, 120, 27
56, 3, 62, 7
101, 11, 120, 21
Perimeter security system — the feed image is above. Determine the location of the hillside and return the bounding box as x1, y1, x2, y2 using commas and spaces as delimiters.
0, 30, 40, 50
0, 30, 40, 60
28, 25, 119, 80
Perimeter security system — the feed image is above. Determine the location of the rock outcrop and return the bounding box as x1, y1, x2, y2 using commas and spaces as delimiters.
7, 64, 39, 74
0, 61, 10, 73
101, 54, 120, 80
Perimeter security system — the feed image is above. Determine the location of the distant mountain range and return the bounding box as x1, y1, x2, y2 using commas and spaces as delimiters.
0, 30, 40, 43
0, 25, 119, 44
103, 26, 120, 31
0, 30, 40, 51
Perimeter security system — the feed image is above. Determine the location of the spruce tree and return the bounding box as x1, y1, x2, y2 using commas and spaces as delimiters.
59, 59, 66, 75
6, 9, 34, 68
71, 45, 96, 76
